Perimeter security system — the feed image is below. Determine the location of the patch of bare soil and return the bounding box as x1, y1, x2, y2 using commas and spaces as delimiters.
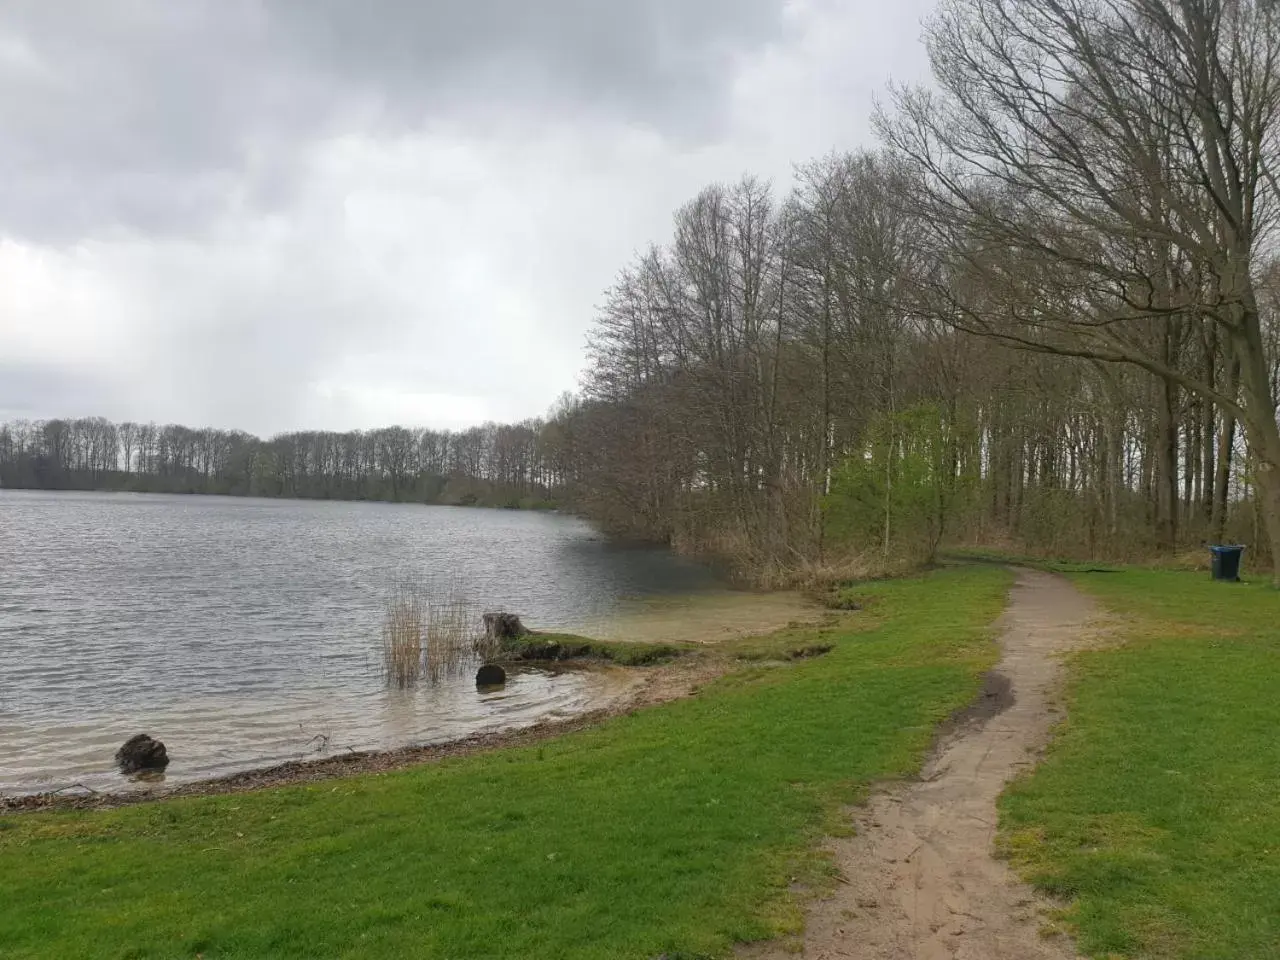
741, 568, 1097, 960
1, 655, 729, 815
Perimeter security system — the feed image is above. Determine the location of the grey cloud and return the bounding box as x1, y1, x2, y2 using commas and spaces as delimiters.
270, 0, 783, 125
0, 0, 918, 437
0, 2, 306, 240
0, 0, 784, 242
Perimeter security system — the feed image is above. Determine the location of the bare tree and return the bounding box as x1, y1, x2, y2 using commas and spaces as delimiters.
881, 0, 1280, 581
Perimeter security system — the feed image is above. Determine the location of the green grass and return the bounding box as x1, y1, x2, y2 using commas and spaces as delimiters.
0, 566, 1010, 960
500, 632, 690, 666
504, 625, 844, 667
999, 569, 1280, 959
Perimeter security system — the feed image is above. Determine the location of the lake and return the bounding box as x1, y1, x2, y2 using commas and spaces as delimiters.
0, 490, 721, 794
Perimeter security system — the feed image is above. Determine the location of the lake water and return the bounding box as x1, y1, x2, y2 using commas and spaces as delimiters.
0, 490, 720, 794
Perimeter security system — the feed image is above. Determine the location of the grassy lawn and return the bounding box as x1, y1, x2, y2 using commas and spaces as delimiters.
0, 566, 1009, 960
1000, 569, 1280, 960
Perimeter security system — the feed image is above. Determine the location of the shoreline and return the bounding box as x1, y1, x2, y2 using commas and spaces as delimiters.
0, 655, 723, 816
0, 484, 561, 512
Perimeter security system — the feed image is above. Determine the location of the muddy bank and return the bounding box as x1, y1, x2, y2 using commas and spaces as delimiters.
1, 656, 724, 815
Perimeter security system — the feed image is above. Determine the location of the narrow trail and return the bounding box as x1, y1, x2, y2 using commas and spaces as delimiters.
743, 568, 1096, 960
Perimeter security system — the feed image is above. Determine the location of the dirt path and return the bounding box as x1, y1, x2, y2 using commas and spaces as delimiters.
743, 568, 1096, 960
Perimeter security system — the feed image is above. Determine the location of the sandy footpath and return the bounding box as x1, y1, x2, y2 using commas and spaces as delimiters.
742, 568, 1095, 960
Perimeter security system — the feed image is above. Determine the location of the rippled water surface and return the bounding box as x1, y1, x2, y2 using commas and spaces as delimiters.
0, 491, 719, 793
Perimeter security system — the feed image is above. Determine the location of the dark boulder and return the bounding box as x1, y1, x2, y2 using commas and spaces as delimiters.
115, 733, 169, 774
483, 612, 527, 641
475, 664, 507, 687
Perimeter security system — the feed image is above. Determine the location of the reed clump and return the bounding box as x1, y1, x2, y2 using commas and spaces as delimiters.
424, 597, 488, 683
382, 583, 428, 688
381, 581, 495, 688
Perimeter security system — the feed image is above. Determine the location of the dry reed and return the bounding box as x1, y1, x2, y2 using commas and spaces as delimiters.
381, 580, 493, 688
382, 583, 427, 688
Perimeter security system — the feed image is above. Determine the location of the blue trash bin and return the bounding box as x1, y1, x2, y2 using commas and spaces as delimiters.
1209, 544, 1244, 581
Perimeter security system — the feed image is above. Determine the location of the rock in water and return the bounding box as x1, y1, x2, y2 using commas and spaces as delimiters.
483, 612, 526, 641
476, 664, 507, 687
115, 734, 169, 774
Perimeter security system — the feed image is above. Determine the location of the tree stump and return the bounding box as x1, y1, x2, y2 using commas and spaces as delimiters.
483, 612, 526, 641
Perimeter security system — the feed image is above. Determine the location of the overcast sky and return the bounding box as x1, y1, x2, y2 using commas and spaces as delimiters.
0, 0, 935, 437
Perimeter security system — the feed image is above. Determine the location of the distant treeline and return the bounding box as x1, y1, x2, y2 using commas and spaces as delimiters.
0, 417, 569, 509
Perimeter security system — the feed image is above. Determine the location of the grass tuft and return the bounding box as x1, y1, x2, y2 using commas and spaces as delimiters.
498, 631, 689, 666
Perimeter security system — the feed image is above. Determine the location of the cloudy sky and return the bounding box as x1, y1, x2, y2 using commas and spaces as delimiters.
0, 0, 934, 437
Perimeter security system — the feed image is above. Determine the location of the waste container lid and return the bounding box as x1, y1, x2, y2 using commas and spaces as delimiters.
1208, 544, 1245, 553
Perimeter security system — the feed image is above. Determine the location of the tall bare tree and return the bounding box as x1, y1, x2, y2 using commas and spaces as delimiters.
881, 0, 1280, 581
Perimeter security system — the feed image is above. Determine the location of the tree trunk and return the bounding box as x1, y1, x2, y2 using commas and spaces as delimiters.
1184, 409, 1197, 520
1212, 361, 1238, 544
1156, 374, 1179, 548
1201, 324, 1218, 523
1011, 430, 1024, 531
1252, 450, 1280, 588
818, 284, 833, 557
1236, 315, 1280, 586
